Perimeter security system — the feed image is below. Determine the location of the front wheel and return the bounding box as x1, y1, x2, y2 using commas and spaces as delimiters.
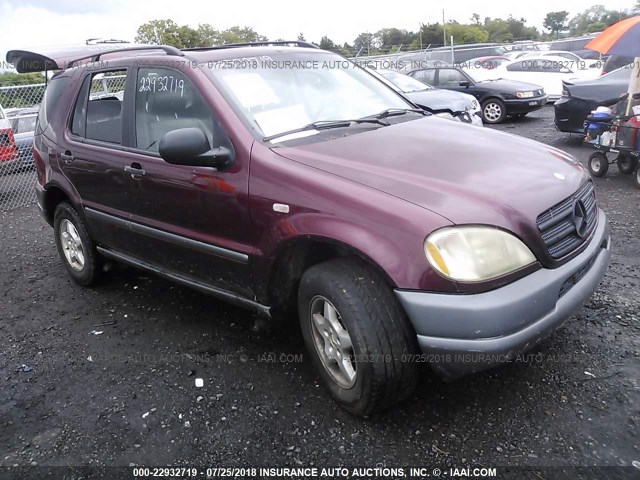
481, 99, 507, 124
298, 259, 419, 416
634, 165, 640, 189
617, 154, 638, 174
588, 151, 609, 177
54, 202, 102, 286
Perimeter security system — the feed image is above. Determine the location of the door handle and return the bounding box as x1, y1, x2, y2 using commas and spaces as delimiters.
61, 151, 74, 164
124, 163, 146, 177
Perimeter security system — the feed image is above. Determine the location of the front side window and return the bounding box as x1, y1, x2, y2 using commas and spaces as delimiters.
438, 69, 466, 86
206, 52, 412, 140
70, 70, 127, 144
135, 68, 216, 152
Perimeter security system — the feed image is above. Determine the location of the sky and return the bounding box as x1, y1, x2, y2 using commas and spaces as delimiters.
0, 0, 636, 68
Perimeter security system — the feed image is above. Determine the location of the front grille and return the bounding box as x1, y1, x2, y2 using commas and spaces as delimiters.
537, 181, 597, 259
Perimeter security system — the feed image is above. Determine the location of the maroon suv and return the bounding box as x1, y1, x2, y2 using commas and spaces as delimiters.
11, 42, 610, 415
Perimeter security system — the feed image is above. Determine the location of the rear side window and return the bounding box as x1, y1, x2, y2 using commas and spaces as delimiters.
134, 67, 218, 152
70, 70, 127, 144
37, 76, 69, 134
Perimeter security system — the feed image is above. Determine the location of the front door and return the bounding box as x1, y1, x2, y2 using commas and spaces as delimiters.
122, 66, 254, 298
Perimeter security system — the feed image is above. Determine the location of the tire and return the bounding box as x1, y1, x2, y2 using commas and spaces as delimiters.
588, 151, 609, 177
53, 202, 102, 286
481, 98, 507, 124
298, 258, 419, 416
616, 154, 638, 174
634, 165, 640, 190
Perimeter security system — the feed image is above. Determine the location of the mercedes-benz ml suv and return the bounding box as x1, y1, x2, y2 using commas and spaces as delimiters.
10, 42, 610, 415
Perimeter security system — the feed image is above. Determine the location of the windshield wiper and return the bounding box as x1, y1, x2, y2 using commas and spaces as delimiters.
263, 118, 387, 142
366, 108, 429, 120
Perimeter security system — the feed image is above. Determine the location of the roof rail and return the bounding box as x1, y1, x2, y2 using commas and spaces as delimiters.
68, 45, 184, 67
183, 41, 319, 51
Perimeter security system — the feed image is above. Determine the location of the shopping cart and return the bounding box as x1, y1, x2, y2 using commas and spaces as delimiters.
584, 115, 640, 189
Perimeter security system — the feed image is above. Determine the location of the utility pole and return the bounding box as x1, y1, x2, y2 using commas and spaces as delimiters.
442, 9, 446, 47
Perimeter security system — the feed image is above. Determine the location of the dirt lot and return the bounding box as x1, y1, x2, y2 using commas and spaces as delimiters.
1, 106, 639, 476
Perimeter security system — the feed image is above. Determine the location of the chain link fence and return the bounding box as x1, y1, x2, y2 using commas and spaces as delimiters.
0, 74, 127, 212
0, 83, 44, 211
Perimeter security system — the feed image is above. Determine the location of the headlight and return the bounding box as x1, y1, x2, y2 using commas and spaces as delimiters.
516, 91, 535, 99
424, 226, 536, 282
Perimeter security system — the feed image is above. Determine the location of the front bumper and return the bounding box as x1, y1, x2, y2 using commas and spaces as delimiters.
504, 96, 548, 114
395, 209, 610, 379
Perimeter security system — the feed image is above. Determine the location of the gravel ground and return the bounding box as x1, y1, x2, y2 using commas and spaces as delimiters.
0, 106, 639, 476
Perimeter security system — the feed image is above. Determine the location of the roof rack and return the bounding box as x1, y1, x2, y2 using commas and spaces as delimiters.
68, 45, 184, 67
182, 41, 319, 51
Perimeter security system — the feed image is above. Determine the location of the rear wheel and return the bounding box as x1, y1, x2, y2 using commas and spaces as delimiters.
481, 98, 507, 124
298, 258, 419, 416
54, 202, 102, 286
588, 151, 609, 177
617, 154, 638, 174
634, 165, 640, 189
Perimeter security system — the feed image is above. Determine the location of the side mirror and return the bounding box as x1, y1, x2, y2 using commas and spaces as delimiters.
460, 80, 471, 87
158, 127, 233, 170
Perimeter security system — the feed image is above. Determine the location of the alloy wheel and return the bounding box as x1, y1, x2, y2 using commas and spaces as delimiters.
59, 219, 85, 271
309, 295, 356, 389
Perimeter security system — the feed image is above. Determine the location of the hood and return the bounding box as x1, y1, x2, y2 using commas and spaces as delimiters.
475, 78, 543, 93
405, 89, 476, 114
274, 117, 587, 234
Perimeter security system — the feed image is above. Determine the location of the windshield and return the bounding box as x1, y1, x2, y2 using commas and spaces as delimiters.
205, 52, 412, 139
379, 71, 431, 92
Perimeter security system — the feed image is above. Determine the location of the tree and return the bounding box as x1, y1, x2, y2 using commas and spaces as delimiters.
375, 28, 415, 52
353, 32, 377, 55
470, 13, 481, 26
218, 26, 267, 43
0, 72, 45, 87
568, 5, 629, 36
135, 19, 186, 47
543, 11, 569, 38
319, 36, 337, 51
297, 33, 306, 41
135, 20, 266, 47
446, 22, 489, 44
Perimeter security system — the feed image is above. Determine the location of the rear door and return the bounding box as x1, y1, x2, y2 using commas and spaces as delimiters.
59, 68, 134, 252
122, 66, 254, 297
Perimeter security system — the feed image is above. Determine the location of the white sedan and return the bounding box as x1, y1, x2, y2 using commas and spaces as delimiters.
517, 50, 602, 70
466, 55, 601, 101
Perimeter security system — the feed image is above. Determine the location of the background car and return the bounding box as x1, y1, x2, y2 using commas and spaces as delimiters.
0, 103, 19, 173
369, 69, 483, 126
554, 67, 631, 133
550, 35, 600, 59
475, 55, 601, 101
601, 55, 633, 75
518, 50, 602, 70
7, 107, 38, 170
424, 43, 508, 64
407, 66, 547, 124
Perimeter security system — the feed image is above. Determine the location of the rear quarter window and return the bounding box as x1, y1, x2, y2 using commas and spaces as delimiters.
37, 76, 70, 134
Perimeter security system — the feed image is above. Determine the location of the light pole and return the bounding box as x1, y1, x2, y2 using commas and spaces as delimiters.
442, 9, 446, 47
